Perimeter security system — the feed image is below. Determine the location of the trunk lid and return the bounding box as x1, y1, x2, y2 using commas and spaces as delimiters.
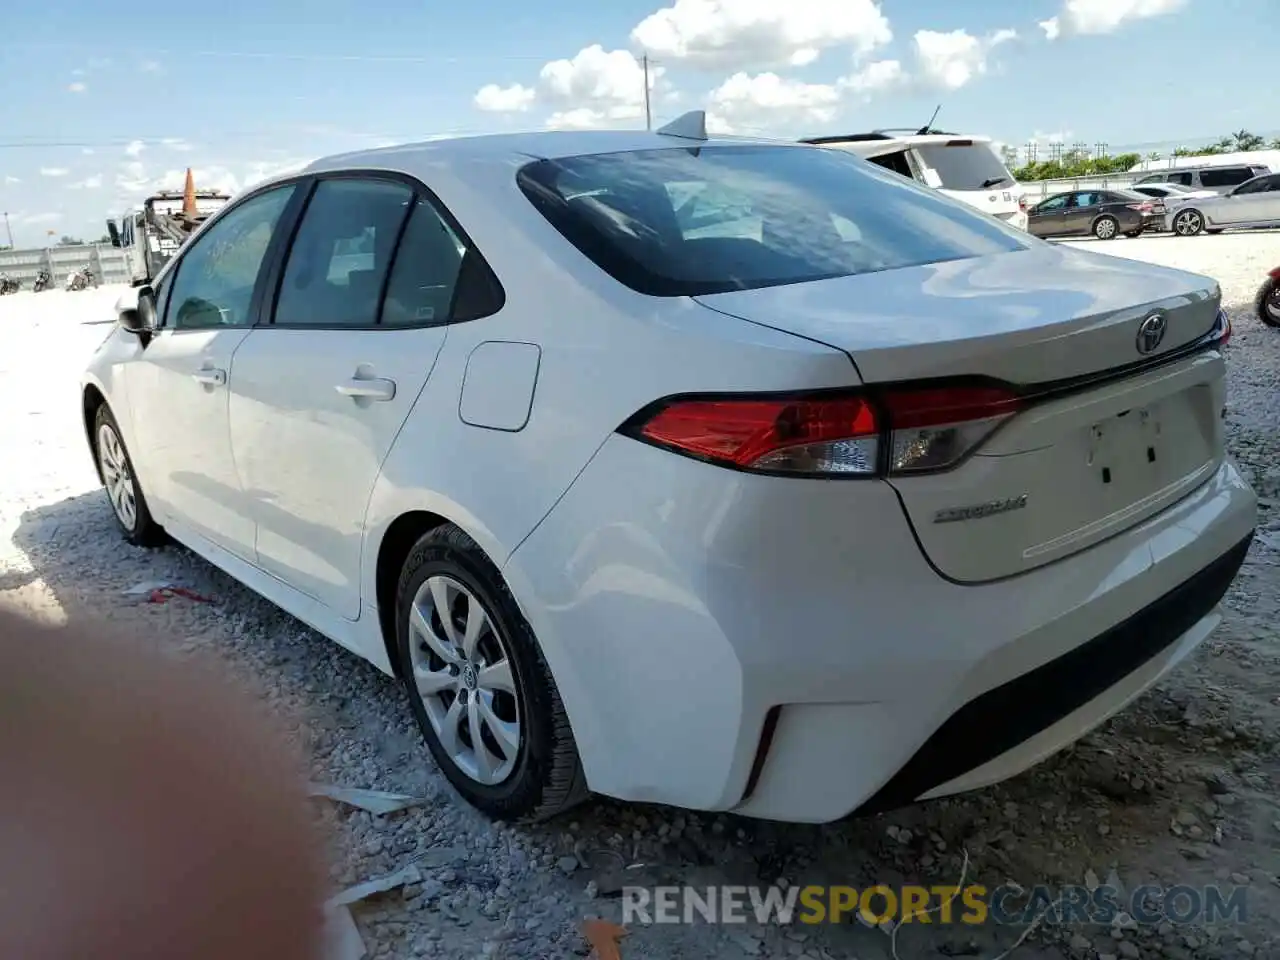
694, 244, 1226, 583
692, 243, 1220, 385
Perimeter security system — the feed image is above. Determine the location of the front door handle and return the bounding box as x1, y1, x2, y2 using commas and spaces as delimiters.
336, 377, 396, 402
192, 368, 227, 386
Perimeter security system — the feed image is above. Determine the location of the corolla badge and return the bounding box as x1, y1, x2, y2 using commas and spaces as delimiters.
933, 495, 1028, 524
1136, 312, 1168, 355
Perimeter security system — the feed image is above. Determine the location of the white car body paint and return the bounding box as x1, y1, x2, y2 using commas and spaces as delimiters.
82, 128, 1257, 822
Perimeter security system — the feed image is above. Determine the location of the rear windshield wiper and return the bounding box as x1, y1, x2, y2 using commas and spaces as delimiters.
981, 176, 1013, 189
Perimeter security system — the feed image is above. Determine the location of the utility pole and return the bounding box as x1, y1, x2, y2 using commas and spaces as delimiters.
642, 55, 652, 130
2, 211, 11, 249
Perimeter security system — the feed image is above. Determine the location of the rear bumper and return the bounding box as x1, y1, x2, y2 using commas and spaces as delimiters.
504, 437, 1256, 822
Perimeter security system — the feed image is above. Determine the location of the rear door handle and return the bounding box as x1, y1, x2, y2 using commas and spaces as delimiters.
192, 368, 227, 386
336, 377, 396, 402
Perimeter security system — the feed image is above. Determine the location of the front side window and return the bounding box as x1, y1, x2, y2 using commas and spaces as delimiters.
167, 184, 296, 330
1036, 195, 1069, 212
517, 145, 1033, 298
273, 178, 414, 327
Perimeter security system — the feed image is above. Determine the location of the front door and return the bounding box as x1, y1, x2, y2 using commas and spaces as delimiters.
228, 177, 464, 619
1027, 194, 1069, 237
127, 183, 298, 559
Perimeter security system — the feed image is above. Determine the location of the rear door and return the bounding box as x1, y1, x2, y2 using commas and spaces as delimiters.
1063, 191, 1101, 234
227, 174, 469, 619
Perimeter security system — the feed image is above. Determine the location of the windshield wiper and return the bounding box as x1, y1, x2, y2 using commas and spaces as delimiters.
981, 176, 1013, 188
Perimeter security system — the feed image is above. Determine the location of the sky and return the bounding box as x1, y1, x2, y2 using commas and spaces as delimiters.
1, 0, 1277, 247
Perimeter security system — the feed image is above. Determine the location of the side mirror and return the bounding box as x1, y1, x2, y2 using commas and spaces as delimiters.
106, 220, 122, 248
116, 286, 157, 334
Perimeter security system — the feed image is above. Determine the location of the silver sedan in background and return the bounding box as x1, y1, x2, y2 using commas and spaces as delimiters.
1170, 173, 1280, 236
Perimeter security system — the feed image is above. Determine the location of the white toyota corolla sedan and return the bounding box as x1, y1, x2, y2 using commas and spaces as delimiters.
82, 112, 1256, 824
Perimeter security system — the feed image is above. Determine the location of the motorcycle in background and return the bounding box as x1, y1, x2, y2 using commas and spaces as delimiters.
32, 269, 52, 293
1256, 265, 1280, 329
0, 275, 19, 295
66, 266, 98, 291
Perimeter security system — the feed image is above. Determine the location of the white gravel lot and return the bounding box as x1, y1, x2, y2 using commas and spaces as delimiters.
2, 233, 1279, 960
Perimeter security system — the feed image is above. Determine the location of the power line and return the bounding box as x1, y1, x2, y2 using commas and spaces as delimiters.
6, 40, 575, 63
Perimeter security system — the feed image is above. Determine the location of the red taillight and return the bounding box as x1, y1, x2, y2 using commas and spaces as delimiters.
626, 384, 1022, 477
1127, 202, 1154, 213
881, 385, 1023, 474
1018, 196, 1028, 213
1213, 309, 1231, 347
634, 394, 880, 475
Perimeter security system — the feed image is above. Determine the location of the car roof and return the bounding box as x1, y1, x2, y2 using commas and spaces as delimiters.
301, 129, 792, 175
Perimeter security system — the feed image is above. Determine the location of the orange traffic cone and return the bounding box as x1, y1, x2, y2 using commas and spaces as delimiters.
182, 168, 197, 218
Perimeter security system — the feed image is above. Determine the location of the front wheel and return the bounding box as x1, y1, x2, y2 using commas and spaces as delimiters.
94, 405, 166, 547
1256, 278, 1280, 328
395, 524, 588, 821
1093, 215, 1119, 240
1173, 209, 1205, 236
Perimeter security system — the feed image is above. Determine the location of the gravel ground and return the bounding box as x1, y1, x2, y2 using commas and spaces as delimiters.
2, 232, 1278, 960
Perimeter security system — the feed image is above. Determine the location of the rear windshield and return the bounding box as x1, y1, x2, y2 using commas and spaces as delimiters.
516, 145, 1032, 297
912, 143, 1015, 190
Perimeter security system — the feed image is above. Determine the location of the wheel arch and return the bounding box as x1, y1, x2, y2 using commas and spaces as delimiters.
373, 510, 458, 677
82, 382, 109, 483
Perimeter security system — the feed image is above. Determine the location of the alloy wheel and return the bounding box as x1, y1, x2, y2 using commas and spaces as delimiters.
97, 423, 137, 531
1175, 211, 1202, 236
407, 575, 521, 785
1095, 218, 1117, 239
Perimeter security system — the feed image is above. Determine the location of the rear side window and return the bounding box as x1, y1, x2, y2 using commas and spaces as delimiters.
380, 200, 466, 327
517, 145, 1032, 298
912, 143, 1014, 190
1199, 167, 1254, 188
273, 178, 413, 327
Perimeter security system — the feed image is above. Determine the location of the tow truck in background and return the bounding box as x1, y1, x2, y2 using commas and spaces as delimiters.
106, 168, 232, 284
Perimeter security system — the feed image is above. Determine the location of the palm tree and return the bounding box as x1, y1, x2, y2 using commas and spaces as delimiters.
1231, 130, 1264, 152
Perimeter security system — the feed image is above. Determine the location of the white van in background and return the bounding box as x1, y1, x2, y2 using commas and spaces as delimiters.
802, 130, 1028, 230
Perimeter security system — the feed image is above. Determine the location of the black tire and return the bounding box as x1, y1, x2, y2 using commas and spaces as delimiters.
1123, 229, 1143, 238
1206, 228, 1224, 235
1256, 278, 1280, 328
1173, 209, 1205, 236
93, 404, 166, 547
395, 524, 588, 822
1093, 215, 1120, 240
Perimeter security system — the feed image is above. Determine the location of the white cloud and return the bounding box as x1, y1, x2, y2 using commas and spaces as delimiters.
708, 72, 841, 130
68, 81, 87, 93
474, 83, 537, 113
40, 167, 70, 178
631, 0, 892, 69
912, 28, 1016, 90
839, 59, 906, 97
19, 212, 62, 225
125, 140, 146, 158
69, 175, 103, 190
141, 60, 163, 74
81, 147, 95, 156
4, 175, 21, 184
161, 138, 194, 152
1059, 0, 1186, 35
1039, 17, 1061, 40
474, 44, 660, 128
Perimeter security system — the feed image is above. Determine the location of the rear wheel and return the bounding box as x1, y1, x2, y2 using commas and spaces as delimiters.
395, 524, 588, 821
1173, 209, 1205, 236
1256, 278, 1280, 328
1093, 215, 1119, 240
94, 405, 165, 547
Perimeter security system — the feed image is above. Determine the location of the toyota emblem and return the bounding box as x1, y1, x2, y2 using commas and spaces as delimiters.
1136, 313, 1167, 355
